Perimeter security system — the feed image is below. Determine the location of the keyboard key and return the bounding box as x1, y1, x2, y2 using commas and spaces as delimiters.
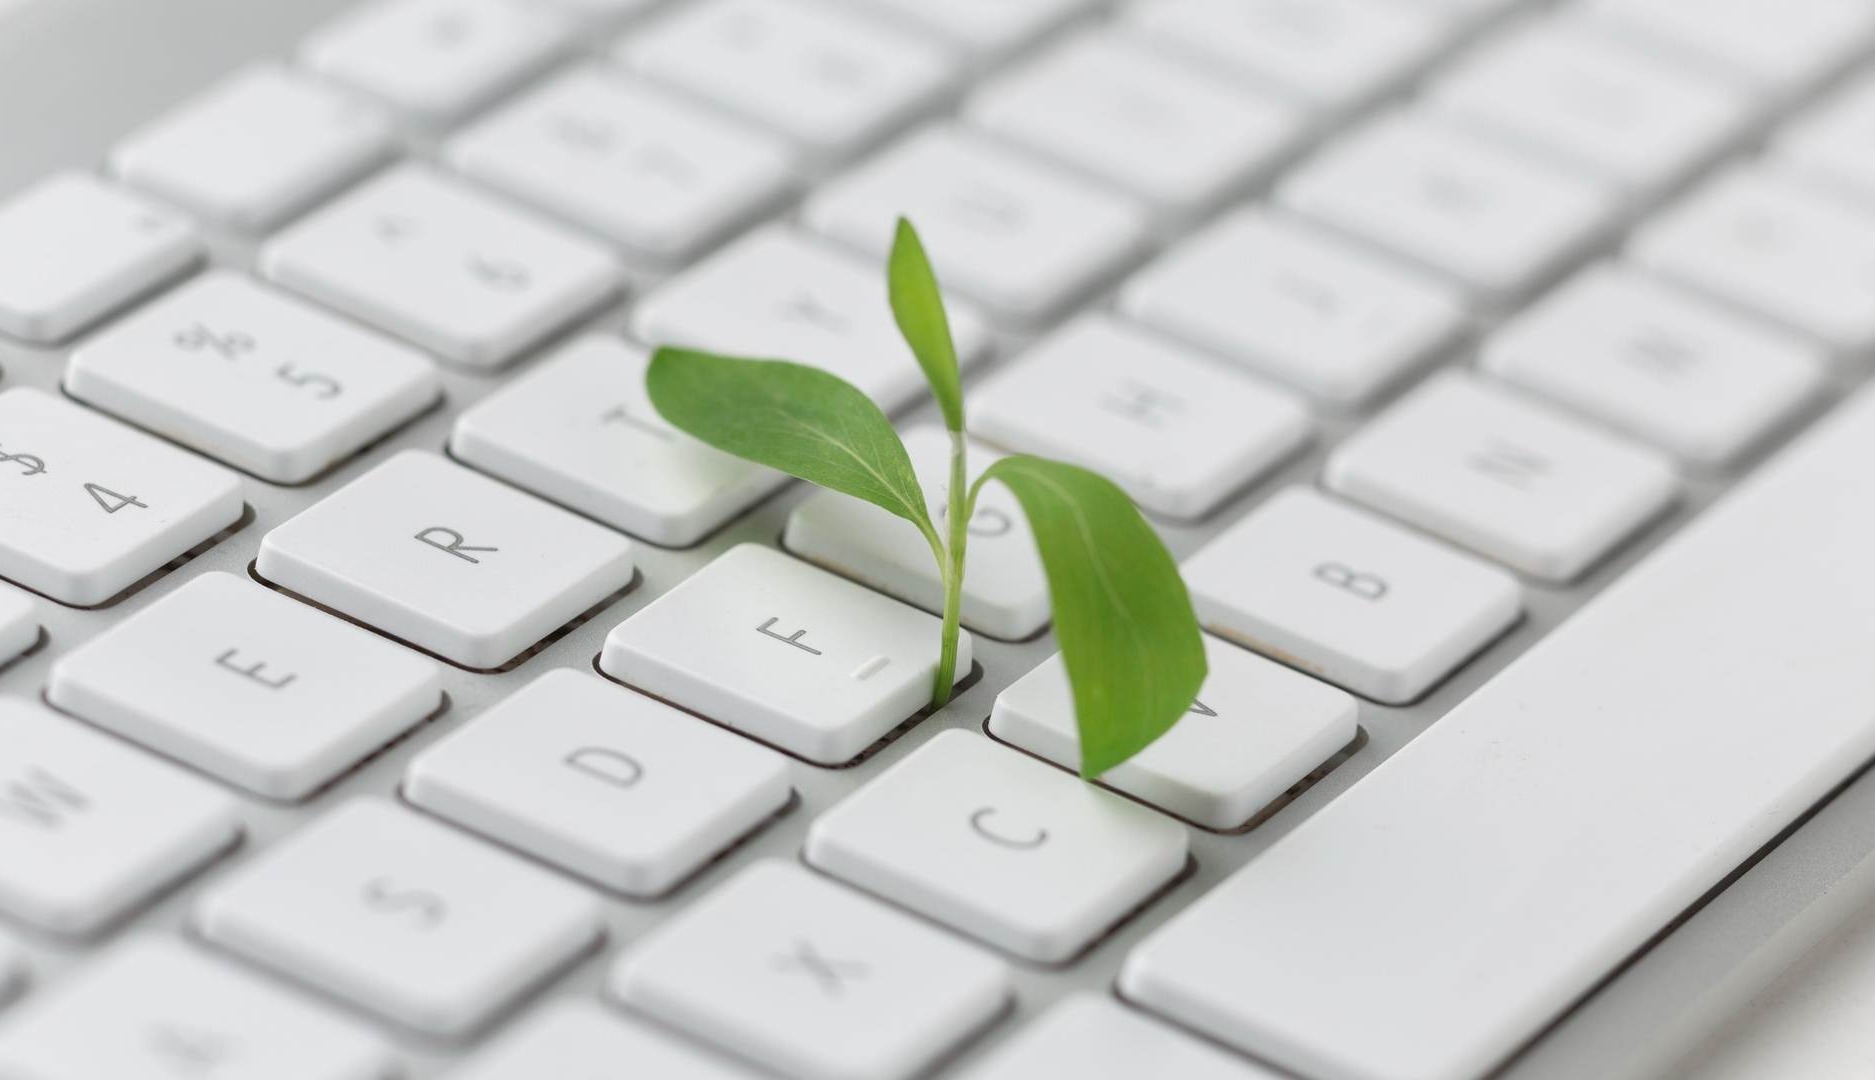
632, 226, 990, 413
806, 730, 1189, 962
1183, 487, 1521, 703
805, 127, 1149, 325
1124, 0, 1452, 111
1119, 209, 1466, 407
972, 315, 1312, 521
0, 936, 392, 1080
1630, 167, 1875, 357
966, 30, 1302, 219
452, 336, 781, 547
0, 172, 198, 344
301, 0, 569, 123
991, 636, 1356, 830
1280, 112, 1620, 303
1119, 378, 1875, 1080
406, 669, 791, 896
959, 994, 1281, 1080
261, 165, 621, 369
0, 585, 37, 667
785, 428, 1049, 640
1778, 73, 1875, 205
456, 1000, 762, 1080
1426, 20, 1750, 194
1482, 266, 1827, 468
609, 859, 1009, 1080
1583, 0, 1875, 95
0, 697, 239, 935
618, 0, 955, 161
1327, 373, 1678, 581
48, 572, 443, 800
838, 0, 1092, 56
0, 387, 244, 607
445, 66, 796, 263
602, 544, 967, 764
197, 798, 602, 1037
110, 65, 393, 229
257, 450, 634, 669
66, 271, 441, 484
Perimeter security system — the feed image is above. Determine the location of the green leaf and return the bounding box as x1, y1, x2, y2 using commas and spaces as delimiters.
647, 347, 938, 543
974, 456, 1207, 778
888, 217, 964, 433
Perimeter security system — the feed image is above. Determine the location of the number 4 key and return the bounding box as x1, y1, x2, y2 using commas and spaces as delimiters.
0, 388, 243, 606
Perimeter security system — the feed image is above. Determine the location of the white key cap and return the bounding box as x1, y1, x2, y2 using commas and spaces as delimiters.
261, 165, 621, 369
0, 698, 239, 935
838, 0, 1091, 56
632, 226, 990, 413
0, 585, 37, 667
452, 337, 779, 547
966, 30, 1302, 219
1630, 167, 1875, 357
1119, 209, 1466, 407
0, 387, 243, 607
1281, 112, 1619, 303
1183, 487, 1521, 704
198, 798, 600, 1037
805, 127, 1149, 325
258, 450, 634, 669
66, 271, 441, 484
445, 67, 796, 263
972, 315, 1312, 520
0, 172, 198, 343
110, 65, 393, 229
960, 995, 1282, 1080
991, 637, 1356, 830
1290, 116, 1627, 305
48, 572, 443, 800
601, 544, 968, 765
455, 1000, 762, 1080
1124, 0, 1452, 111
1327, 373, 1677, 581
0, 937, 391, 1080
609, 859, 1009, 1080
806, 730, 1189, 962
1482, 266, 1827, 468
1426, 20, 1750, 194
1778, 73, 1875, 206
618, 0, 955, 161
1582, 0, 1875, 95
785, 428, 1049, 640
301, 0, 568, 123
406, 669, 791, 896
1121, 379, 1875, 1080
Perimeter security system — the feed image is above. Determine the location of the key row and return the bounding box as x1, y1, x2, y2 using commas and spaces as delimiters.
0, 681, 1236, 1073
0, 932, 1275, 1080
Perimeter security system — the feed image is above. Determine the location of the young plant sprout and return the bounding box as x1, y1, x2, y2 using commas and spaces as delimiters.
645, 219, 1206, 776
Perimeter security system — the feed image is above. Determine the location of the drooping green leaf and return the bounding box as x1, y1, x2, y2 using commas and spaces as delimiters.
974, 455, 1207, 777
888, 217, 964, 433
647, 347, 937, 541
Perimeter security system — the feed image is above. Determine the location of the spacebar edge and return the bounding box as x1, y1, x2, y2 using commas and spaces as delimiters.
1120, 384, 1875, 1080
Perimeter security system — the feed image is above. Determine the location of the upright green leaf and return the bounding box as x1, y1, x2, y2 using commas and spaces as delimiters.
647, 347, 938, 542
888, 218, 964, 432
974, 456, 1207, 777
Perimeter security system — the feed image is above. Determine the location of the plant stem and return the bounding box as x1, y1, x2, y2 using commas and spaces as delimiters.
931, 429, 969, 707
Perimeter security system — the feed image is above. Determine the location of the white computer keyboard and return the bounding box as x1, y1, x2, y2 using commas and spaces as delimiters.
4, 0, 1875, 1077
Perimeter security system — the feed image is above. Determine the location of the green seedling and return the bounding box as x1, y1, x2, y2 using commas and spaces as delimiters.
646, 219, 1206, 776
